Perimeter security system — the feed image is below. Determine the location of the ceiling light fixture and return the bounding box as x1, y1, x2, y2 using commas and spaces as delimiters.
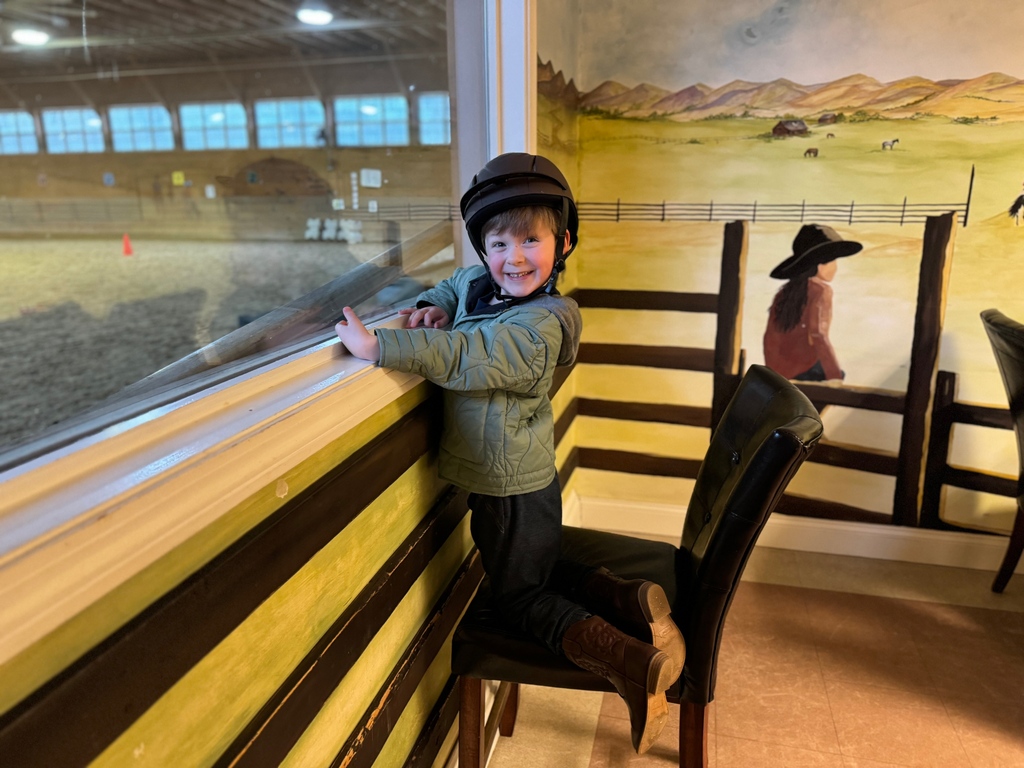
296, 1, 333, 26
11, 28, 51, 46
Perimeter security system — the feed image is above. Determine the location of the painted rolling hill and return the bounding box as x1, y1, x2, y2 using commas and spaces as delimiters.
539, 60, 1024, 121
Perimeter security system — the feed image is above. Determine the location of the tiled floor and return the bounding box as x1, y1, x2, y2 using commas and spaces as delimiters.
484, 548, 1024, 768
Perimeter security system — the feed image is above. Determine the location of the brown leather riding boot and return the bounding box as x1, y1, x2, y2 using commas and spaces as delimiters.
580, 567, 686, 682
561, 615, 673, 754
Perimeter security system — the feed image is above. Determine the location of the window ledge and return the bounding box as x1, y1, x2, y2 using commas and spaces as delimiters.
0, 317, 422, 670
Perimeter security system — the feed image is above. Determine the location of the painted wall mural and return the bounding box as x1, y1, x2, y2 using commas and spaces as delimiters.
539, 0, 1024, 533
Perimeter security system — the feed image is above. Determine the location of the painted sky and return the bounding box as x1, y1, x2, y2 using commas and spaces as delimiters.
546, 0, 1024, 91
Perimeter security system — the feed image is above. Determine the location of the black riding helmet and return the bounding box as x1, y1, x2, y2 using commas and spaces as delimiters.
459, 152, 579, 300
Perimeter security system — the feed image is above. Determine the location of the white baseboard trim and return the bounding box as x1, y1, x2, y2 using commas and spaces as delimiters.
576, 496, 1021, 574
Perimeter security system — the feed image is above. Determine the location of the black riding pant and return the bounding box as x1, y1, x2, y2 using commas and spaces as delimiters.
468, 476, 593, 656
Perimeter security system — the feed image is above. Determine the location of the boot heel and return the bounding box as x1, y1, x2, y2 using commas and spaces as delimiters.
646, 650, 675, 694
638, 582, 671, 623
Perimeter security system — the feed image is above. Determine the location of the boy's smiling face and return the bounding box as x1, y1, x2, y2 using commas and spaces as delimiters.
483, 227, 568, 298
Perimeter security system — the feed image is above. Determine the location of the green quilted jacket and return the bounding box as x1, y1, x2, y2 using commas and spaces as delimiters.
375, 265, 581, 496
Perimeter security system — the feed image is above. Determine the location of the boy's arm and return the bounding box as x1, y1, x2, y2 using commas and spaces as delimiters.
376, 309, 562, 394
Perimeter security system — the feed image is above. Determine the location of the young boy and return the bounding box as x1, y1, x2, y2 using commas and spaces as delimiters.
335, 153, 683, 754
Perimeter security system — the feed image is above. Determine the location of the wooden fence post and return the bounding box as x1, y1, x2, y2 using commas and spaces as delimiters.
893, 212, 957, 525
919, 370, 957, 528
711, 220, 748, 428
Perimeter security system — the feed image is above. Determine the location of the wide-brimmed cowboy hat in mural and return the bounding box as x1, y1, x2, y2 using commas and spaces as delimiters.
770, 224, 863, 280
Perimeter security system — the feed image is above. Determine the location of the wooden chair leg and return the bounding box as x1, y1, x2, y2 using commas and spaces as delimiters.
993, 504, 1024, 593
459, 676, 486, 768
498, 682, 519, 737
679, 700, 709, 768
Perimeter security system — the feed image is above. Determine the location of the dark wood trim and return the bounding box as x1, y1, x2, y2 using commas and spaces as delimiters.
921, 370, 958, 528
712, 221, 747, 426
572, 289, 718, 313
578, 398, 712, 428
775, 494, 893, 525
578, 448, 703, 479
554, 397, 580, 447
950, 402, 1013, 430
894, 212, 956, 525
331, 553, 484, 768
794, 382, 906, 414
558, 445, 580, 490
0, 401, 440, 768
405, 675, 459, 768
807, 441, 899, 476
944, 467, 1018, 497
550, 361, 574, 400
577, 343, 715, 372
221, 488, 469, 768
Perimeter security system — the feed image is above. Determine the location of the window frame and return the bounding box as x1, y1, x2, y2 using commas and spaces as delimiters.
108, 104, 175, 152
179, 101, 250, 151
0, 110, 39, 155
333, 94, 410, 147
41, 107, 106, 154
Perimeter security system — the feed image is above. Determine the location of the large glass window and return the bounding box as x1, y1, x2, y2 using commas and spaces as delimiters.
334, 95, 410, 147
418, 93, 451, 145
0, 111, 39, 155
255, 98, 326, 148
0, 3, 455, 464
180, 102, 249, 150
42, 108, 105, 154
109, 105, 175, 152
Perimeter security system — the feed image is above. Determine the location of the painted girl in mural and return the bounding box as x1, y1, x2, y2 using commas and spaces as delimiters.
763, 224, 862, 382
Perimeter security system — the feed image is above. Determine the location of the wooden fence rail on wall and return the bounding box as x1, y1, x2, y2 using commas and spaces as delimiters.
559, 213, 964, 531
920, 370, 1016, 531
557, 220, 748, 487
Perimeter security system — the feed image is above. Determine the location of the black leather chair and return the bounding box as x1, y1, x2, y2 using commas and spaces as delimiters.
981, 309, 1024, 593
452, 364, 823, 767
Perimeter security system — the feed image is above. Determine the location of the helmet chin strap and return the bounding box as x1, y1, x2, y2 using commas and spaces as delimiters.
479, 199, 573, 305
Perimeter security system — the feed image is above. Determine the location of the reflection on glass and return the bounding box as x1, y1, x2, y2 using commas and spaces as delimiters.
0, 1, 454, 464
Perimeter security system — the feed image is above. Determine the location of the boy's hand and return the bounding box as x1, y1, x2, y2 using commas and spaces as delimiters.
400, 305, 450, 328
335, 307, 380, 362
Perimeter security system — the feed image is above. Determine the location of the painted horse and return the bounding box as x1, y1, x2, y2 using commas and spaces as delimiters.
882, 139, 899, 150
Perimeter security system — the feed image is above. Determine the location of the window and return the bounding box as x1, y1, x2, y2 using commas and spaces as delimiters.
255, 98, 326, 148
334, 95, 409, 147
180, 102, 248, 150
42, 108, 105, 153
418, 93, 451, 145
109, 105, 174, 151
0, 110, 38, 154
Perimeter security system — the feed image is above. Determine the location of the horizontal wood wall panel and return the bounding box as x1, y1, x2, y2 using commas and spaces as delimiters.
578, 343, 715, 373
578, 398, 712, 428
808, 441, 900, 476
329, 553, 483, 768
775, 494, 892, 525
277, 525, 476, 767
578, 448, 703, 479
575, 415, 709, 461
0, 401, 442, 767
405, 675, 459, 768
794, 382, 906, 414
220, 489, 469, 768
0, 383, 433, 720
949, 402, 1013, 430
573, 288, 719, 313
943, 467, 1018, 497
575, 364, 712, 406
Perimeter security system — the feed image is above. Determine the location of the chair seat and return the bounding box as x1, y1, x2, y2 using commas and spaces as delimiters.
452, 525, 683, 693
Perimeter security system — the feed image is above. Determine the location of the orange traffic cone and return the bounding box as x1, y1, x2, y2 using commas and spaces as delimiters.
122, 233, 133, 257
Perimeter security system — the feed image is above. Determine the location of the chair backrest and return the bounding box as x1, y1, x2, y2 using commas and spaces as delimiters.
675, 364, 822, 704
981, 308, 1024, 491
